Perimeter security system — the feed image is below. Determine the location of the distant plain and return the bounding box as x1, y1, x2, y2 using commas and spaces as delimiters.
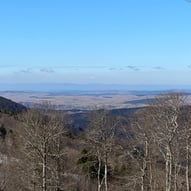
1, 90, 191, 110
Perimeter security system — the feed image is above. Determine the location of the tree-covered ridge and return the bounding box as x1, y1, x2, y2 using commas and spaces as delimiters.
0, 96, 26, 114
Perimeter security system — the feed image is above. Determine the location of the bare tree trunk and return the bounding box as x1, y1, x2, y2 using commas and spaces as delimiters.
169, 150, 172, 191
174, 163, 177, 191
166, 144, 172, 191
104, 152, 108, 191
165, 151, 169, 191
186, 138, 190, 191
55, 138, 62, 191
42, 143, 47, 191
141, 157, 146, 190
56, 158, 61, 191
141, 136, 148, 191
97, 151, 101, 191
141, 175, 144, 191
149, 157, 153, 191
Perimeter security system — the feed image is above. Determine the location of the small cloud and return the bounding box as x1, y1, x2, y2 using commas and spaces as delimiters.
187, 65, 191, 68
153, 66, 165, 70
127, 65, 140, 71
20, 68, 32, 73
108, 67, 116, 70
40, 68, 55, 73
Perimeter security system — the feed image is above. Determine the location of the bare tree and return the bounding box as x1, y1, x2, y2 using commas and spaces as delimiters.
18, 104, 67, 191
177, 105, 191, 191
120, 93, 187, 191
86, 108, 119, 191
131, 116, 153, 191
147, 93, 185, 191
118, 107, 156, 191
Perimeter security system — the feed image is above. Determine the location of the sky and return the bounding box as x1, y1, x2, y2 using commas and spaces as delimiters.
1, 0, 191, 88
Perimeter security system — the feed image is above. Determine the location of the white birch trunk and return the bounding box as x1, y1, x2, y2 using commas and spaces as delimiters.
174, 163, 177, 191
42, 143, 47, 191
186, 138, 190, 191
141, 137, 148, 191
149, 157, 153, 191
104, 152, 108, 191
165, 144, 172, 191
97, 151, 101, 191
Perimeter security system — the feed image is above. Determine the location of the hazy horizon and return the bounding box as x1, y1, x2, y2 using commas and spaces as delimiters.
1, 83, 191, 93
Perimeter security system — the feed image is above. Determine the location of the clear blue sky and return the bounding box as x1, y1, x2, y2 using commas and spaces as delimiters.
1, 0, 191, 86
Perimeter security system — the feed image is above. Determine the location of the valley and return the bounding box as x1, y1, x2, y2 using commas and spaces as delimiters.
0, 90, 186, 110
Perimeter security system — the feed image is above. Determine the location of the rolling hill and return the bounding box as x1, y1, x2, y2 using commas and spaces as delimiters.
0, 96, 26, 114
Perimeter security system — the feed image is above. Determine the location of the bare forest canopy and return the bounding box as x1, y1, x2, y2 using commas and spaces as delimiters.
0, 93, 191, 190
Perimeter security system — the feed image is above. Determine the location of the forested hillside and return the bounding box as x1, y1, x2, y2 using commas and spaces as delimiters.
0, 93, 191, 190
0, 96, 26, 114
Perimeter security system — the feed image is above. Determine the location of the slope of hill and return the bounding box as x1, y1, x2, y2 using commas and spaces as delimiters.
0, 96, 26, 114
68, 107, 142, 132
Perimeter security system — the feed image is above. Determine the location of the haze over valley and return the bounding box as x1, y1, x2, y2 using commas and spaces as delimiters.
1, 83, 191, 110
